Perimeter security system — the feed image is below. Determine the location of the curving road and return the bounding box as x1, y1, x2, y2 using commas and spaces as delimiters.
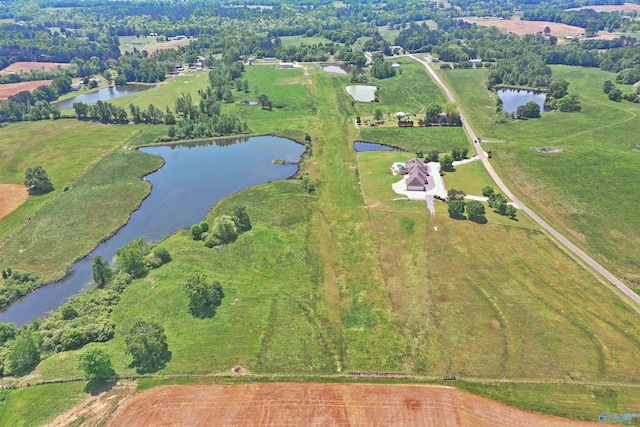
410, 54, 640, 308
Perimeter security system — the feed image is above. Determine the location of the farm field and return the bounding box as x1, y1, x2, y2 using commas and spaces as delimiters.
105, 71, 210, 113
278, 35, 336, 47
463, 17, 586, 36
0, 147, 162, 281
0, 184, 28, 222
2, 57, 640, 425
0, 121, 155, 282
143, 37, 193, 53
436, 65, 640, 285
0, 80, 52, 99
565, 3, 640, 12
105, 383, 601, 427
0, 62, 69, 74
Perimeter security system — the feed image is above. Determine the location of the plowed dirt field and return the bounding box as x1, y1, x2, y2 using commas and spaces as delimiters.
0, 184, 28, 220
106, 383, 599, 426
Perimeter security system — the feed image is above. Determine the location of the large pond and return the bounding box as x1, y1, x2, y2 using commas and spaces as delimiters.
354, 141, 393, 152
497, 88, 548, 114
345, 85, 377, 102
54, 84, 154, 109
0, 136, 304, 326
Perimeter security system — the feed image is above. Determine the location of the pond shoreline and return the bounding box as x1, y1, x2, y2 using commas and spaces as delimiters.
0, 134, 306, 325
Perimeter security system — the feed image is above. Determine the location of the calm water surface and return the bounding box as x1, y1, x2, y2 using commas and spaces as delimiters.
497, 88, 548, 114
345, 85, 377, 102
354, 142, 393, 152
54, 84, 154, 109
0, 136, 304, 326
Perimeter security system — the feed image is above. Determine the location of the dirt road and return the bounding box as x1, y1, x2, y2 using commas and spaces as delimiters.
410, 54, 640, 308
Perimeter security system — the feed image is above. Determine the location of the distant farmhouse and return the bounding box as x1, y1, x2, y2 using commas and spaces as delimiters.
394, 158, 430, 191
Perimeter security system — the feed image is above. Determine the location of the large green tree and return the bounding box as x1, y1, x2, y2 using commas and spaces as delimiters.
24, 166, 54, 195
78, 347, 115, 385
4, 330, 40, 376
183, 275, 224, 318
448, 199, 466, 219
516, 101, 541, 119
115, 238, 148, 278
92, 256, 113, 288
125, 320, 170, 373
232, 205, 252, 233
466, 200, 487, 223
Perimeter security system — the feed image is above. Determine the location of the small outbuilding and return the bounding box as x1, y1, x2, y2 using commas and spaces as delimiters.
279, 62, 294, 69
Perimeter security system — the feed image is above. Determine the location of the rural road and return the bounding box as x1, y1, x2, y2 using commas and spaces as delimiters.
410, 54, 640, 308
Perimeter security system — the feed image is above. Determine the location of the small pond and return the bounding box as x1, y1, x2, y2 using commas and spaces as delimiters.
54, 84, 155, 109
354, 142, 393, 152
0, 136, 304, 326
345, 85, 377, 102
323, 65, 350, 75
242, 100, 258, 105
497, 88, 548, 114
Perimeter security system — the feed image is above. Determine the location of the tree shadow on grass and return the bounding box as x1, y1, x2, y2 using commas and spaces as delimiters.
85, 378, 116, 395
130, 349, 172, 375
448, 214, 467, 221
190, 306, 217, 319
469, 216, 488, 225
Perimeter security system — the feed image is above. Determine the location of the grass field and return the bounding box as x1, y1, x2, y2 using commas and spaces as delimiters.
0, 147, 163, 280
3, 56, 640, 424
225, 65, 314, 140
0, 382, 85, 427
437, 65, 640, 283
350, 58, 448, 119
0, 121, 144, 244
278, 35, 336, 47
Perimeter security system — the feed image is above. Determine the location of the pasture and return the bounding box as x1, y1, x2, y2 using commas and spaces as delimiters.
437, 65, 640, 282
0, 120, 144, 244
2, 54, 640, 425
0, 130, 161, 280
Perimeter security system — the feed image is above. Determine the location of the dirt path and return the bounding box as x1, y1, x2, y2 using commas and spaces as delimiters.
0, 184, 28, 221
409, 54, 640, 309
44, 381, 138, 427
106, 382, 600, 426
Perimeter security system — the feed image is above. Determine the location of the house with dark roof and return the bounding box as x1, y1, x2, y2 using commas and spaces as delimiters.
402, 158, 429, 191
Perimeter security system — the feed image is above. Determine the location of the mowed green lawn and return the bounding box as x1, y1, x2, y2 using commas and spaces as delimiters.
438, 65, 640, 283
0, 120, 143, 243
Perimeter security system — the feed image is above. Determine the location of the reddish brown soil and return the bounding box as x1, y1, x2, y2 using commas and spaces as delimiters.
106, 383, 600, 426
0, 62, 69, 74
464, 17, 586, 36
0, 80, 53, 99
0, 184, 28, 220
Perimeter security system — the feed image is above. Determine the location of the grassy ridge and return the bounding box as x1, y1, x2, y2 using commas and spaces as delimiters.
0, 121, 143, 243
0, 382, 85, 427
437, 66, 640, 282
0, 148, 162, 280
